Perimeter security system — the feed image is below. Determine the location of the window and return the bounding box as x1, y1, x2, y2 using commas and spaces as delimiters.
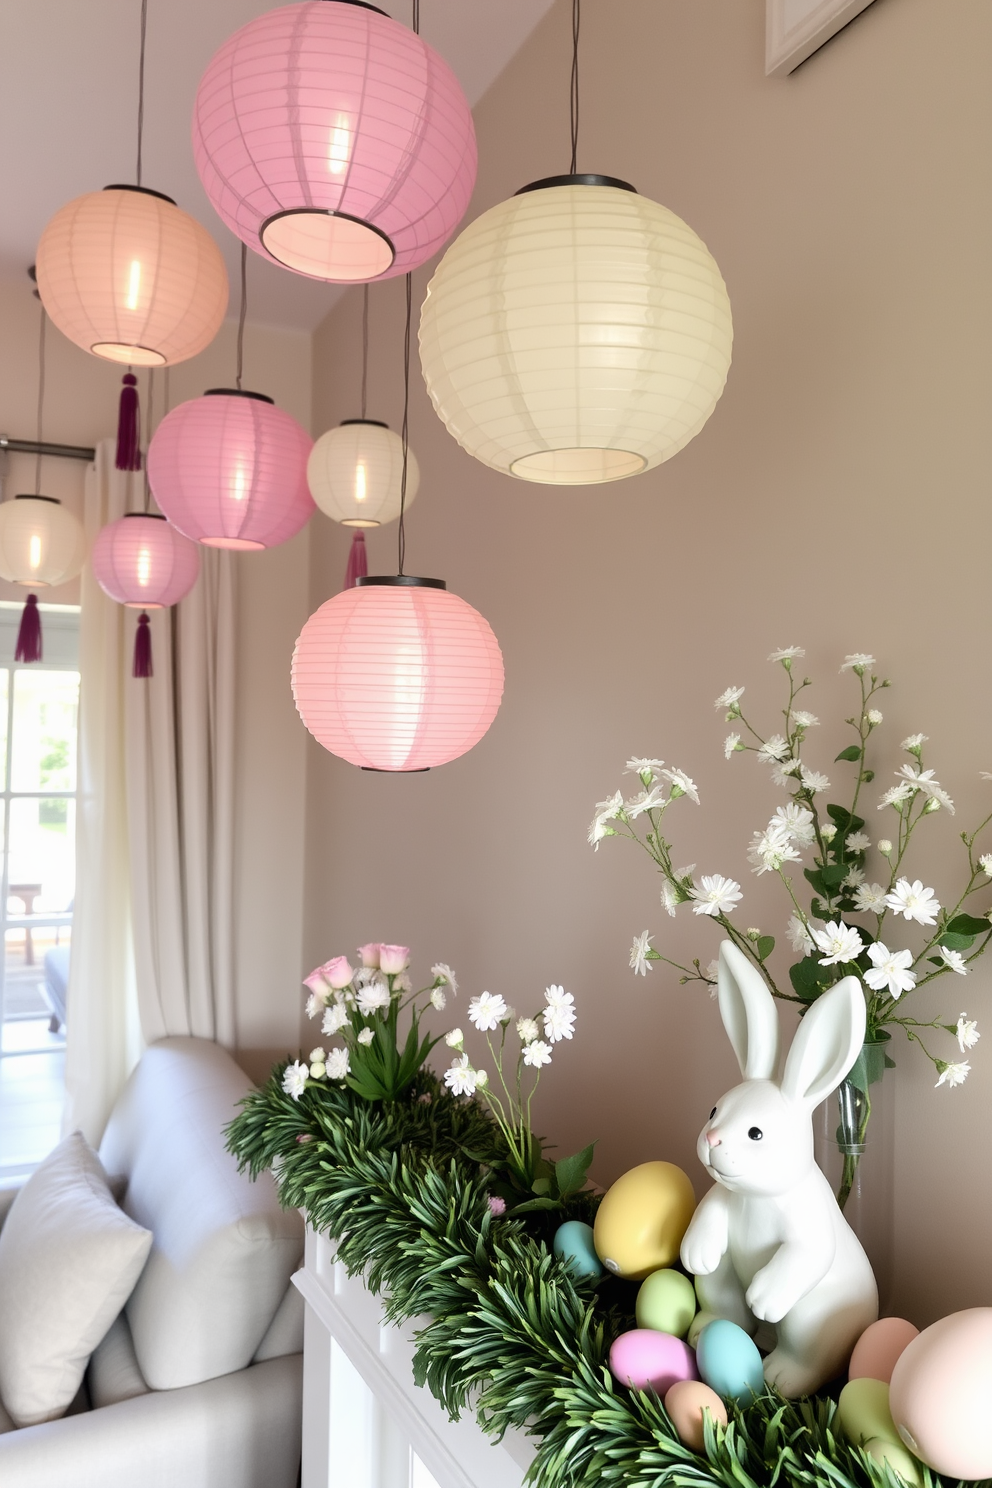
0, 605, 79, 1180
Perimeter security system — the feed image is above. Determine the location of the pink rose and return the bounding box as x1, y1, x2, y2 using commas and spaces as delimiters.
378, 944, 411, 975
356, 943, 381, 969
322, 955, 354, 990
303, 967, 332, 1000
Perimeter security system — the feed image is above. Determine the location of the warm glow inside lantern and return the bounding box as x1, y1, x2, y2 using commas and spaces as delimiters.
307, 420, 419, 528
192, 0, 477, 282
291, 576, 504, 771
419, 175, 734, 485
36, 186, 228, 367
92, 512, 200, 607
0, 496, 86, 587
148, 389, 315, 551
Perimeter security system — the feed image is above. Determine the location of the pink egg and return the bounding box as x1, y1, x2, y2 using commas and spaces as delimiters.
849, 1318, 920, 1384
609, 1329, 698, 1395
664, 1379, 728, 1451
890, 1308, 992, 1480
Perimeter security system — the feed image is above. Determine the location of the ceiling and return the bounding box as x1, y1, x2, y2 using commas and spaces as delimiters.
0, 0, 554, 332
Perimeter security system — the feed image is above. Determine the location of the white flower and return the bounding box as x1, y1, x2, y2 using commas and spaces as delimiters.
758, 735, 790, 763
772, 803, 816, 845
444, 1054, 478, 1097
901, 734, 928, 752
812, 921, 865, 966
630, 931, 654, 975
475, 1069, 489, 1088
543, 1001, 576, 1043
468, 991, 509, 1032
854, 882, 888, 914
787, 914, 814, 955
445, 1028, 464, 1049
392, 972, 413, 994
846, 831, 871, 853
885, 878, 940, 926
820, 823, 838, 842
305, 993, 325, 1020
516, 1017, 540, 1043
626, 785, 666, 818
800, 767, 830, 794
867, 710, 883, 726
544, 984, 570, 1009
705, 959, 720, 987
326, 1047, 350, 1080
431, 963, 457, 996
878, 783, 913, 810
864, 943, 916, 998
588, 790, 624, 848
842, 866, 865, 889
771, 762, 802, 788
309, 1061, 326, 1080
956, 1014, 980, 1051
725, 732, 742, 759
691, 874, 743, 916
357, 980, 391, 1016
791, 710, 819, 729
979, 853, 992, 878
878, 839, 893, 854
768, 646, 805, 662
714, 687, 744, 709
662, 768, 699, 804
897, 764, 955, 814
523, 1039, 553, 1069
357, 1027, 375, 1045
841, 654, 876, 672
660, 881, 679, 917
430, 988, 447, 1010
282, 1060, 309, 1100
322, 1003, 350, 1036
626, 757, 665, 780
940, 947, 969, 976
935, 1061, 970, 1089
982, 772, 992, 782
309, 1046, 326, 1063
748, 825, 801, 875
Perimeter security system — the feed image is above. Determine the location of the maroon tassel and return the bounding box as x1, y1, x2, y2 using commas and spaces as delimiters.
344, 530, 368, 589
115, 374, 141, 472
15, 594, 42, 663
133, 612, 153, 678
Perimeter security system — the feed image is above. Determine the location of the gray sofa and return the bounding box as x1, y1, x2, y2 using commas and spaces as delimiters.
0, 1037, 305, 1487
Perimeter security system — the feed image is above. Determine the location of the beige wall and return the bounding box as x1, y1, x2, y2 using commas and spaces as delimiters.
0, 274, 312, 1070
307, 0, 992, 1325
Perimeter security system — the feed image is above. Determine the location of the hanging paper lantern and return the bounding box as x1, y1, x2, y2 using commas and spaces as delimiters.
91, 513, 200, 608
308, 420, 419, 527
35, 185, 228, 367
419, 175, 734, 485
0, 496, 86, 588
292, 576, 504, 771
147, 390, 315, 551
192, 0, 477, 283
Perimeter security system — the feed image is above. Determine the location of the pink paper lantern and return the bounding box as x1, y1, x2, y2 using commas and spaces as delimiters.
148, 389, 315, 551
192, 0, 477, 282
92, 513, 200, 608
292, 576, 504, 771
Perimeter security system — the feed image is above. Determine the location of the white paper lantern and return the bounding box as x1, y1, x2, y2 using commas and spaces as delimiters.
0, 496, 86, 587
307, 420, 419, 527
419, 175, 733, 485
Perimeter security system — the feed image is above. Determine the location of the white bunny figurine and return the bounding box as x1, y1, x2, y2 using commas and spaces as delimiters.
680, 939, 878, 1398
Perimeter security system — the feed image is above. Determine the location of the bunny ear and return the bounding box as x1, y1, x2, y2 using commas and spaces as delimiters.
781, 975, 866, 1109
717, 941, 780, 1080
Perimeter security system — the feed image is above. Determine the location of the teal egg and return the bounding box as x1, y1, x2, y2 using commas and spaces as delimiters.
696, 1319, 764, 1403
553, 1221, 603, 1279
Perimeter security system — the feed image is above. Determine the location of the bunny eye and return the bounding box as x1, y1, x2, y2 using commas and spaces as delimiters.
709, 1106, 717, 1120
748, 1127, 763, 1141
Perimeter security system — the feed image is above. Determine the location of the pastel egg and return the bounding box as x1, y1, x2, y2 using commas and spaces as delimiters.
609, 1328, 699, 1395
636, 1269, 697, 1338
864, 1437, 923, 1487
664, 1379, 728, 1452
696, 1319, 764, 1403
594, 1162, 696, 1280
890, 1308, 992, 1480
849, 1318, 920, 1384
837, 1377, 899, 1446
688, 1309, 717, 1350
553, 1221, 603, 1279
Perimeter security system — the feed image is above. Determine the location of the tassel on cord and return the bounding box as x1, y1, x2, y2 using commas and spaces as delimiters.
133, 611, 153, 678
15, 594, 42, 663
115, 374, 141, 471
344, 529, 368, 589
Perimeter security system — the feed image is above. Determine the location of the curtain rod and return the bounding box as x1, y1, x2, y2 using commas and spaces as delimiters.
0, 436, 96, 462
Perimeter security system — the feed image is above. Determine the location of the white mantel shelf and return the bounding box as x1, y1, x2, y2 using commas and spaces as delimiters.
294, 1228, 536, 1488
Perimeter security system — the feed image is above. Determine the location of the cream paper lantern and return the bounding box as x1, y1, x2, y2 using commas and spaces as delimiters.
419, 175, 733, 485
0, 496, 86, 587
307, 420, 419, 528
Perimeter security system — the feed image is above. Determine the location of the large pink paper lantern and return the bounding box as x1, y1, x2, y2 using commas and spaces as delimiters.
147, 389, 315, 551
192, 0, 477, 283
92, 513, 200, 608
292, 576, 504, 771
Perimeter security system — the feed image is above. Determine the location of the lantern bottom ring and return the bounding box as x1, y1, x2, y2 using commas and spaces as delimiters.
340, 518, 380, 528
200, 537, 266, 552
260, 208, 395, 283
361, 766, 430, 774
92, 341, 167, 368
123, 601, 166, 609
509, 446, 647, 484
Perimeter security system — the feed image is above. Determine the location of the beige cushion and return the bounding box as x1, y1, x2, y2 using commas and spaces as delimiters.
251, 1281, 304, 1362
87, 1313, 149, 1409
99, 1038, 303, 1390
0, 1133, 152, 1427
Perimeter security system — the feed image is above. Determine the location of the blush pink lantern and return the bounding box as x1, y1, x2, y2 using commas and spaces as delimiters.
147, 389, 315, 551
191, 0, 477, 282
92, 513, 201, 608
291, 576, 504, 771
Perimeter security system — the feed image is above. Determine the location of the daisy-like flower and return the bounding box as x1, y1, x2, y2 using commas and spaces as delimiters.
445, 1028, 464, 1049
878, 783, 914, 810
885, 878, 940, 926
305, 992, 325, 1021
660, 881, 679, 917
800, 767, 830, 794
940, 947, 969, 976
787, 914, 814, 955
326, 1047, 350, 1081
768, 646, 805, 663
867, 710, 883, 726
444, 1054, 478, 1097
772, 803, 816, 845
864, 943, 916, 998
663, 768, 699, 804
523, 1039, 553, 1069
543, 986, 576, 1043
626, 785, 666, 818
901, 734, 928, 752
846, 831, 871, 852
791, 710, 819, 729
322, 1002, 350, 1036
714, 687, 744, 710
588, 790, 624, 848
282, 1060, 309, 1100
691, 874, 743, 917
897, 764, 955, 814
357, 980, 391, 1016
469, 991, 509, 1031
956, 1014, 980, 1051
820, 823, 838, 842
935, 1061, 970, 1089
812, 921, 865, 966
393, 972, 413, 994
626, 757, 665, 782
516, 1017, 539, 1043
842, 866, 865, 889
630, 930, 654, 975
980, 853, 992, 878
704, 960, 720, 994
854, 882, 888, 914
357, 1027, 375, 1045
748, 825, 801, 875
757, 735, 790, 763
725, 732, 742, 759
841, 654, 876, 673
431, 963, 458, 996
430, 988, 447, 1011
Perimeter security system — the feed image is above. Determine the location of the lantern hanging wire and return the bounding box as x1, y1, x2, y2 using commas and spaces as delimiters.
569, 0, 580, 173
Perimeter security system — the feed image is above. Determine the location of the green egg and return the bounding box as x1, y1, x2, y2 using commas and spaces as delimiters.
553, 1221, 603, 1279
837, 1378, 897, 1447
635, 1268, 697, 1338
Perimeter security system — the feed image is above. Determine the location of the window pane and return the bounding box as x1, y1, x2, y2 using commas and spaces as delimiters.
8, 797, 76, 915
0, 670, 9, 787
10, 670, 79, 794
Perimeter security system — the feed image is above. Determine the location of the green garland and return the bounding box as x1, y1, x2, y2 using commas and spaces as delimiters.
228, 1066, 957, 1488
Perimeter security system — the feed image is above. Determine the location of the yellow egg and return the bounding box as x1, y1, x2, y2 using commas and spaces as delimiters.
594, 1161, 696, 1281
864, 1437, 923, 1487
837, 1379, 922, 1485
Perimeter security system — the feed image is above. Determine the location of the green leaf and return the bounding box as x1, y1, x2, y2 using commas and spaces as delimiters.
790, 957, 831, 1000
827, 804, 866, 832
554, 1142, 597, 1199
804, 868, 827, 896
508, 1196, 560, 1215
820, 863, 848, 887
938, 931, 975, 951
531, 1176, 551, 1195
834, 745, 862, 763
947, 913, 991, 937
756, 936, 775, 962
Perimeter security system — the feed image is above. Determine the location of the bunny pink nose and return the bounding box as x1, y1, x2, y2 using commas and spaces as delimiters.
705, 1129, 721, 1147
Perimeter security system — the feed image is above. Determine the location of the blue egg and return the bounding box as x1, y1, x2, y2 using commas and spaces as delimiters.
553, 1220, 603, 1279
695, 1319, 764, 1403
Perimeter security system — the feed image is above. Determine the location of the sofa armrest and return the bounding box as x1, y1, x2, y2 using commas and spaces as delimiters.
0, 1181, 23, 1234
0, 1354, 302, 1488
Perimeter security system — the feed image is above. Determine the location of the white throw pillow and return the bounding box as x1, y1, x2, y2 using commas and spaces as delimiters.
0, 1131, 152, 1427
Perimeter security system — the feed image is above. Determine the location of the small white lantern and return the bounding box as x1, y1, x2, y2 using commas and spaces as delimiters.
307, 420, 419, 528
0, 496, 86, 587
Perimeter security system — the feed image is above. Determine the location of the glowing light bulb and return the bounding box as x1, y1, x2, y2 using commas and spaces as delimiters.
328, 117, 351, 177
28, 535, 41, 570
231, 464, 248, 503
126, 259, 142, 311
354, 463, 367, 505
137, 547, 152, 586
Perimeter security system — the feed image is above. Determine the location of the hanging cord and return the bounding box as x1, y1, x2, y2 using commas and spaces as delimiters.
136, 0, 148, 186
163, 365, 170, 416
235, 242, 248, 390
34, 304, 47, 495
569, 0, 580, 174
397, 273, 412, 577
412, 0, 419, 34
360, 284, 369, 420
143, 367, 155, 512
